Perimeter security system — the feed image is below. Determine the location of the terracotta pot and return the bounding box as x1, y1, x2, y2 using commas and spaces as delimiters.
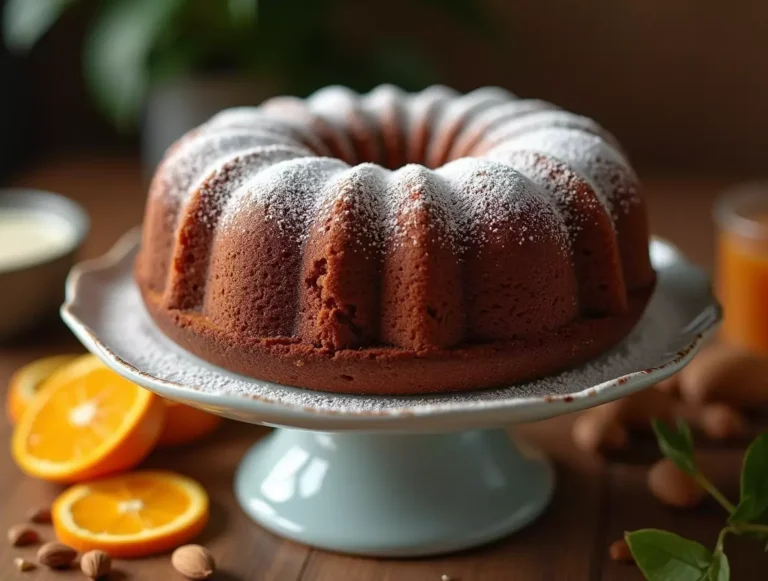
141, 74, 282, 175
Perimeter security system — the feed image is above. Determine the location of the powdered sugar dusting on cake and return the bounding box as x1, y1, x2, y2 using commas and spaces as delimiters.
437, 157, 569, 250
308, 86, 362, 129
384, 164, 460, 251
481, 110, 621, 153
407, 85, 458, 111
451, 98, 559, 157
403, 86, 457, 163
189, 145, 311, 229
487, 127, 640, 217
152, 85, 641, 285
502, 149, 611, 232
363, 84, 407, 111
97, 252, 686, 413
205, 107, 329, 155
312, 164, 387, 256
153, 130, 302, 204
220, 157, 349, 243
426, 87, 515, 166
437, 87, 515, 126
308, 86, 382, 163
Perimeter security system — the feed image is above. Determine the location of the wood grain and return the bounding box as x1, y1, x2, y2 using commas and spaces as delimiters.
0, 157, 762, 579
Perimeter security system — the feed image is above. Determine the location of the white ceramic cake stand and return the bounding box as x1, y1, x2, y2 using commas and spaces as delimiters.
61, 229, 720, 557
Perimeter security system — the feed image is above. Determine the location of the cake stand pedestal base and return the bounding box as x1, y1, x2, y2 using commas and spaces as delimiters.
234, 427, 554, 557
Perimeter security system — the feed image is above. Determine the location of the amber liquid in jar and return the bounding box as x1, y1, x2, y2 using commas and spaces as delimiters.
715, 187, 768, 355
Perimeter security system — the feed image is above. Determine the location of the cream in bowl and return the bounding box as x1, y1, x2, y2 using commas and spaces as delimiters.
0, 208, 78, 271
0, 189, 89, 340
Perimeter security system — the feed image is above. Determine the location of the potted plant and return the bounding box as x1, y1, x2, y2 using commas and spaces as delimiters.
3, 0, 491, 172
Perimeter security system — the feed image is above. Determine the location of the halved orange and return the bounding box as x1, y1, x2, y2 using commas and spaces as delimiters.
6, 354, 80, 423
12, 354, 166, 483
52, 471, 209, 557
157, 401, 222, 448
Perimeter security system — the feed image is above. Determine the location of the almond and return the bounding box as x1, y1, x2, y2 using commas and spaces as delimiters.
679, 343, 768, 407
7, 524, 40, 547
27, 506, 52, 524
37, 541, 77, 569
80, 550, 111, 579
572, 413, 629, 453
608, 539, 634, 563
647, 458, 706, 508
172, 545, 215, 580
696, 403, 749, 440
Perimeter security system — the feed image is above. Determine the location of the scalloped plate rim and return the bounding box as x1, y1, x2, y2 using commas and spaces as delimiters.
60, 228, 721, 431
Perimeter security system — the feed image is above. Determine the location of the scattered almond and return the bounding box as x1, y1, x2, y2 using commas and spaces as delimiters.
696, 403, 749, 440
172, 545, 215, 580
572, 388, 678, 453
654, 375, 680, 396
7, 524, 40, 547
678, 343, 768, 408
37, 541, 77, 569
608, 539, 634, 563
572, 413, 629, 453
80, 550, 111, 579
647, 458, 706, 508
608, 388, 678, 428
14, 558, 36, 572
27, 506, 52, 524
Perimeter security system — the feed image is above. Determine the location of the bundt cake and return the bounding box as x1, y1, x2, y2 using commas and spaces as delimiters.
135, 85, 656, 395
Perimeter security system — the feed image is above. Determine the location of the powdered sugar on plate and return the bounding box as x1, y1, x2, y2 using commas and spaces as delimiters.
63, 231, 719, 425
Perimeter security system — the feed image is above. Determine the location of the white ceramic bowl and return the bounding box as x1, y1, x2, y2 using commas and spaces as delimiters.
0, 189, 89, 340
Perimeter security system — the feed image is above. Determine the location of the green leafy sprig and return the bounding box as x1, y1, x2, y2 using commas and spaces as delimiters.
2, 0, 496, 129
625, 419, 768, 581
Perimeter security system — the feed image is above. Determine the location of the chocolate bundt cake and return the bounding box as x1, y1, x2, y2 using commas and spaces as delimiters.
136, 85, 655, 395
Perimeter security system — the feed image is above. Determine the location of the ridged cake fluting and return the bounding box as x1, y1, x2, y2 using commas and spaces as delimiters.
135, 85, 655, 395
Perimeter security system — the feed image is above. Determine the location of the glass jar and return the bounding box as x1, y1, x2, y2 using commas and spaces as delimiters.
714, 183, 768, 354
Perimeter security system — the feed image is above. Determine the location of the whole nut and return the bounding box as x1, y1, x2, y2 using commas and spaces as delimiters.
572, 413, 629, 453
608, 539, 634, 563
654, 375, 680, 397
172, 545, 216, 580
697, 403, 749, 440
647, 458, 706, 508
80, 550, 111, 579
27, 506, 52, 524
7, 524, 40, 547
37, 541, 77, 569
679, 344, 768, 407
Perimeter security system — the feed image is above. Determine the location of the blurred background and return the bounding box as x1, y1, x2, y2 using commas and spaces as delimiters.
2, 0, 768, 180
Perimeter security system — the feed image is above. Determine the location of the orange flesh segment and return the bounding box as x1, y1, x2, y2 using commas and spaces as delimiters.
68, 475, 192, 535
53, 471, 209, 557
24, 367, 140, 463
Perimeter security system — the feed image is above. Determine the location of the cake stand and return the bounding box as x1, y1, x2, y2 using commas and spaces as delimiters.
61, 229, 720, 557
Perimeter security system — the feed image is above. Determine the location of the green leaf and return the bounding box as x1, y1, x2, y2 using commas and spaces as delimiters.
706, 550, 730, 581
733, 433, 768, 524
227, 0, 258, 28
626, 529, 712, 581
83, 0, 187, 129
730, 495, 763, 525
2, 0, 76, 52
652, 418, 697, 475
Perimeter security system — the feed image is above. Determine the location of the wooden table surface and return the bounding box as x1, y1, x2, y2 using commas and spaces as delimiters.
1, 157, 765, 581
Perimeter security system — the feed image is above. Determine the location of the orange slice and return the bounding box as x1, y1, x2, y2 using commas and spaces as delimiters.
12, 354, 166, 483
157, 401, 222, 448
6, 354, 80, 423
52, 470, 209, 557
